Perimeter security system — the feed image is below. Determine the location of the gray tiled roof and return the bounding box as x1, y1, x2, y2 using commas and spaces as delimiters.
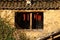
0, 0, 60, 10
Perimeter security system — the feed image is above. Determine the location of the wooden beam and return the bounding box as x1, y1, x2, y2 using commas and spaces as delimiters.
30, 13, 32, 30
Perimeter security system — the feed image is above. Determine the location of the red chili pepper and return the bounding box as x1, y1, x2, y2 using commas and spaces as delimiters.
23, 14, 26, 21
27, 14, 29, 21
37, 15, 41, 21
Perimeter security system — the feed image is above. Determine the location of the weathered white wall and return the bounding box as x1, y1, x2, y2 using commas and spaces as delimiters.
0, 10, 60, 40
0, 10, 15, 27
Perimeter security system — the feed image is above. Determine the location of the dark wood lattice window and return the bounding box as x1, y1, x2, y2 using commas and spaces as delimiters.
15, 12, 43, 29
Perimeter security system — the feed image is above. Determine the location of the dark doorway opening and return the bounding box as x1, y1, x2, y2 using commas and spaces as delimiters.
15, 12, 30, 29
32, 12, 43, 29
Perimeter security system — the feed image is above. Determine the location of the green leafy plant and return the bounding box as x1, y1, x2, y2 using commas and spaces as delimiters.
0, 17, 16, 40
0, 17, 30, 40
